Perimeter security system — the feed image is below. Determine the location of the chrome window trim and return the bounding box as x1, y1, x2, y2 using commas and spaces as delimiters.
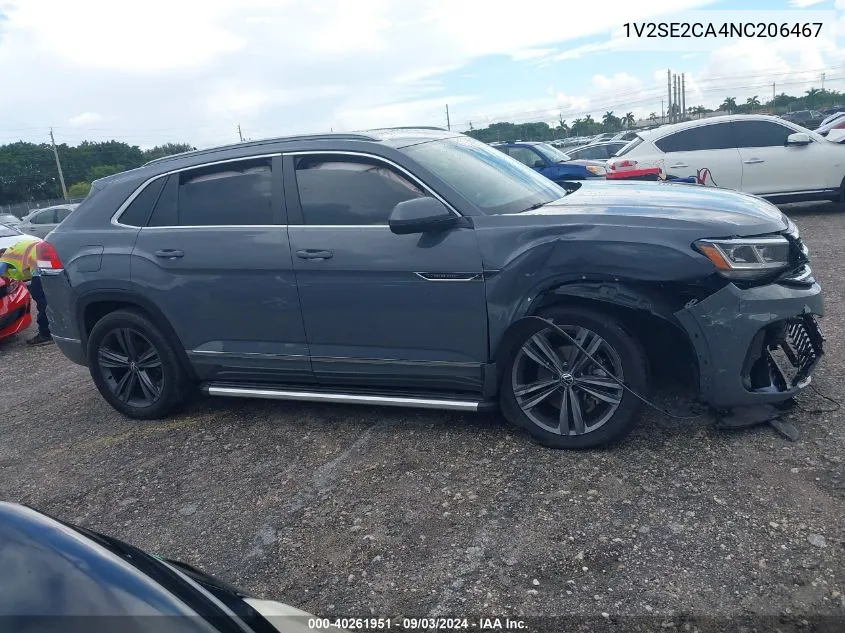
285, 149, 463, 220
110, 153, 282, 229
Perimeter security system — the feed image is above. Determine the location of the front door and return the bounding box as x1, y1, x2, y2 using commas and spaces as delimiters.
734, 119, 834, 195
130, 155, 311, 383
283, 152, 488, 393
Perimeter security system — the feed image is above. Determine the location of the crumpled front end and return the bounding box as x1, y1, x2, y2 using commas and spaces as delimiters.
0, 278, 32, 341
674, 280, 824, 408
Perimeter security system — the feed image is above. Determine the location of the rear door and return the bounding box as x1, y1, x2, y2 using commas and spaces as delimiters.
653, 122, 742, 189
284, 151, 488, 393
734, 119, 837, 195
130, 155, 311, 383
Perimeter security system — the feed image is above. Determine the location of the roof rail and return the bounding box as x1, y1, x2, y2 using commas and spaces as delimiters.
143, 132, 377, 166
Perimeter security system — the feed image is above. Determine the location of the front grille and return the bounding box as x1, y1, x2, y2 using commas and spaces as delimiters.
0, 306, 25, 330
772, 315, 824, 387
742, 314, 824, 392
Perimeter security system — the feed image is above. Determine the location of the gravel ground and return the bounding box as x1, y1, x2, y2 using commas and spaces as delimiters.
1, 202, 844, 631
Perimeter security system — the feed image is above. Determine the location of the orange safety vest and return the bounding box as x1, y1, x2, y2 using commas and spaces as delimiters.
0, 237, 42, 281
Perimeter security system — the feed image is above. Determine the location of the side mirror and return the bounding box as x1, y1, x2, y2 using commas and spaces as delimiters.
786, 132, 811, 146
532, 159, 545, 169
388, 197, 458, 235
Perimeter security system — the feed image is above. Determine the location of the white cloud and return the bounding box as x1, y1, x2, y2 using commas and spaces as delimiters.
68, 112, 103, 126
790, 0, 824, 6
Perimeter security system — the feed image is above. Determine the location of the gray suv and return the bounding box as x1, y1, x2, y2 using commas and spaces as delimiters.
39, 128, 824, 449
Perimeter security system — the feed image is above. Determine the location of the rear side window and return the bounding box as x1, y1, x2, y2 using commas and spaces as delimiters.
734, 121, 794, 148
147, 158, 273, 227
119, 178, 167, 227
294, 155, 426, 225
30, 210, 56, 224
507, 147, 542, 167
615, 136, 644, 156
655, 123, 735, 152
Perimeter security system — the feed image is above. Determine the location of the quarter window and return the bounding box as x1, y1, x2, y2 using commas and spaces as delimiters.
294, 155, 426, 226
734, 121, 795, 148
654, 123, 735, 152
120, 177, 167, 227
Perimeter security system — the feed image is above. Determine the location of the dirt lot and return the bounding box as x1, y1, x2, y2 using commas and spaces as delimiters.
1, 202, 844, 631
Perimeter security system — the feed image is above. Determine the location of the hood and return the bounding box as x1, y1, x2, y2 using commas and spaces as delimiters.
524, 179, 789, 237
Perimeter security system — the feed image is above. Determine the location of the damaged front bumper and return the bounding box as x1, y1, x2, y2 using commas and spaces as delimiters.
673, 280, 824, 408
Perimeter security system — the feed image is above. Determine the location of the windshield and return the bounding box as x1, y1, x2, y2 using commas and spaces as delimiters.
400, 136, 564, 215
533, 143, 572, 163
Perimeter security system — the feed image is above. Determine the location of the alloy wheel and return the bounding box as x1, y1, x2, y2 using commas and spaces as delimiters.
511, 324, 625, 436
97, 328, 164, 407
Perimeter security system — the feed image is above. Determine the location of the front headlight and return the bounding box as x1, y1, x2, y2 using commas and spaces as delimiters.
694, 236, 791, 280
586, 165, 606, 176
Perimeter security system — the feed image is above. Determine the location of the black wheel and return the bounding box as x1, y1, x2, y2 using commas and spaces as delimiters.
87, 309, 188, 419
500, 306, 648, 449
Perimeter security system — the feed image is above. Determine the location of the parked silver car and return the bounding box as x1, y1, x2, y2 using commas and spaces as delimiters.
17, 204, 79, 238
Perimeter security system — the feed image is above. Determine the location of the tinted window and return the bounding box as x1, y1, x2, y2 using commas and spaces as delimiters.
507, 147, 543, 167
176, 159, 272, 226
655, 123, 735, 152
735, 121, 794, 148
120, 177, 167, 227
30, 210, 56, 225
147, 176, 178, 227
294, 155, 426, 225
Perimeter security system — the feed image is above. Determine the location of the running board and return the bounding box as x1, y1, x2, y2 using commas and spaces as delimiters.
204, 385, 485, 412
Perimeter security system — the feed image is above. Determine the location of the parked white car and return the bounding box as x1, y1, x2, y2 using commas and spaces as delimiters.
17, 203, 79, 238
609, 114, 845, 203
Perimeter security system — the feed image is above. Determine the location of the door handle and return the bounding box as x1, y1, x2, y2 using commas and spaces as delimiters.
296, 249, 333, 260
154, 249, 184, 259
668, 163, 689, 169
743, 158, 765, 164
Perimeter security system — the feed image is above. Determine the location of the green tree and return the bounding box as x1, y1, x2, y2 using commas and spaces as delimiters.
67, 181, 91, 197
141, 143, 195, 163
648, 112, 658, 123
720, 97, 737, 113
623, 112, 635, 128
87, 164, 125, 181
805, 87, 821, 108
602, 111, 620, 130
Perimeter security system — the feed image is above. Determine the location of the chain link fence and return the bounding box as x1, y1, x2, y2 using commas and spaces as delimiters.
0, 198, 85, 219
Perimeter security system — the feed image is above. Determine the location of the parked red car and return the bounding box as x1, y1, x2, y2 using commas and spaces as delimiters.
0, 276, 32, 341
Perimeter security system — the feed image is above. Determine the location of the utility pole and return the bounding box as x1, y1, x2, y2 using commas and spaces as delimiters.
666, 69, 672, 124
238, 124, 244, 142
821, 72, 825, 91
661, 98, 664, 123
772, 81, 776, 105
672, 74, 679, 122
445, 104, 451, 131
681, 73, 686, 121
49, 128, 68, 200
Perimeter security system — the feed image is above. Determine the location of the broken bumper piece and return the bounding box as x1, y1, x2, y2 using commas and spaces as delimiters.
673, 280, 824, 408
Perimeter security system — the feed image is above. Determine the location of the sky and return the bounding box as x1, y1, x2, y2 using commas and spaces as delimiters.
0, 0, 844, 149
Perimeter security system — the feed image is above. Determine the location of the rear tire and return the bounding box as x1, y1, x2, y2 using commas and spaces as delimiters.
87, 309, 188, 419
500, 305, 648, 449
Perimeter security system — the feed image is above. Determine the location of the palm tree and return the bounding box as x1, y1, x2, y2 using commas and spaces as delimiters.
602, 111, 618, 130
648, 112, 658, 123
745, 95, 761, 112
720, 97, 737, 113
624, 112, 636, 127
805, 87, 821, 108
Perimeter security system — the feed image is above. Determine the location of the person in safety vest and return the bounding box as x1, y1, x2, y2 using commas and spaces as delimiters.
0, 235, 53, 346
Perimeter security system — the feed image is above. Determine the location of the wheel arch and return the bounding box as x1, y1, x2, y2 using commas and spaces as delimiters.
494, 280, 700, 389
76, 290, 196, 380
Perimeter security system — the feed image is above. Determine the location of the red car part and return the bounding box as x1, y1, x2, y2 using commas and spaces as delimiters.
0, 276, 32, 341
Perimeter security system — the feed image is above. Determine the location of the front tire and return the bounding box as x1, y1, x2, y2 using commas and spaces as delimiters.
87, 309, 188, 419
500, 306, 648, 449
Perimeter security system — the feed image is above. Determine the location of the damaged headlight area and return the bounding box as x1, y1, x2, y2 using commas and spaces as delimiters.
694, 236, 792, 280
